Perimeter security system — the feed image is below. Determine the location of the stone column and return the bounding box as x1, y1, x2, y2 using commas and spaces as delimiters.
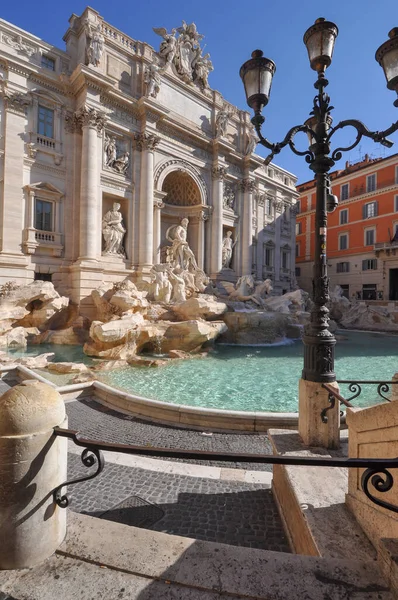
210, 166, 227, 277
239, 178, 255, 276
0, 381, 68, 569
135, 133, 160, 271
153, 199, 164, 264
1, 92, 31, 260
76, 106, 106, 261
256, 194, 265, 279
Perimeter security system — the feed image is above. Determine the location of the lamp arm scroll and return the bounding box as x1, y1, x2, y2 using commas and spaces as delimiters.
253, 118, 315, 166
328, 118, 398, 162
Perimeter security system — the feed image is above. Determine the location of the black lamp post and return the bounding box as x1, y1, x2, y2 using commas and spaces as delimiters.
240, 19, 398, 384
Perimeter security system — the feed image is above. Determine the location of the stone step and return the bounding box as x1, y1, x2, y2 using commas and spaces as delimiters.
269, 429, 377, 561
0, 512, 393, 599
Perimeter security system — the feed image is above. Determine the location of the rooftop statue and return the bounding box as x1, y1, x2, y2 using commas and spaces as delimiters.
153, 21, 211, 91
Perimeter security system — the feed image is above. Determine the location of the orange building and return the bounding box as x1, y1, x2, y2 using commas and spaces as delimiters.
295, 153, 398, 301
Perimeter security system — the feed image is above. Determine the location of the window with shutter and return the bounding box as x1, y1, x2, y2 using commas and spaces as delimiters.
366, 174, 376, 192
35, 199, 53, 231
365, 229, 375, 245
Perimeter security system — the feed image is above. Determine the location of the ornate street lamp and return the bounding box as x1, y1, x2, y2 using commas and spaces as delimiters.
240, 19, 398, 383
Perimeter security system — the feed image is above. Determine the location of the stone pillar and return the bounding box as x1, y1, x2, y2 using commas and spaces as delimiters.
240, 178, 255, 276
298, 379, 340, 449
135, 133, 160, 271
0, 381, 68, 569
153, 199, 164, 264
0, 92, 31, 261
76, 106, 106, 261
197, 210, 209, 270
210, 166, 227, 277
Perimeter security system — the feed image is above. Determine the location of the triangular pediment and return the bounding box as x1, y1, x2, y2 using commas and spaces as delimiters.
24, 182, 64, 196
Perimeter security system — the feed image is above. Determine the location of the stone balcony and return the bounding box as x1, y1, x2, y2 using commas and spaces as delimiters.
23, 228, 63, 257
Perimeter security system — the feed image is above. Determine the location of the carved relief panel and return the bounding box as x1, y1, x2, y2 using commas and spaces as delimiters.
103, 133, 131, 176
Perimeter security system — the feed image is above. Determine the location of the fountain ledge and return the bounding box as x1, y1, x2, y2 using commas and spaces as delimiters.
2, 365, 299, 432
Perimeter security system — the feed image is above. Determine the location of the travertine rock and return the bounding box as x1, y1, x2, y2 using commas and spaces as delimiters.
110, 286, 149, 313
172, 294, 228, 321
89, 313, 146, 345
340, 303, 398, 331
18, 353, 55, 369
329, 285, 351, 322
0, 280, 59, 307
127, 356, 168, 367
221, 311, 291, 345
47, 362, 90, 374
160, 320, 227, 353
0, 327, 28, 349
0, 281, 70, 348
91, 359, 128, 371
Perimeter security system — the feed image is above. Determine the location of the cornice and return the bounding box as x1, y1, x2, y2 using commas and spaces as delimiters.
68, 64, 115, 97
23, 158, 65, 175
298, 183, 398, 217
100, 173, 134, 192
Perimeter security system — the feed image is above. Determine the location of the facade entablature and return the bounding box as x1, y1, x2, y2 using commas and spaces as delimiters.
0, 19, 71, 77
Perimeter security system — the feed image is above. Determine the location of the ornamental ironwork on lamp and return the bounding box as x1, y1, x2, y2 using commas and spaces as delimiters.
240, 19, 398, 383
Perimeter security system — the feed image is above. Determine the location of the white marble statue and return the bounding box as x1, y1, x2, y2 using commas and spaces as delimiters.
87, 24, 104, 67
221, 231, 237, 270
245, 127, 258, 155
150, 266, 172, 303
102, 202, 126, 256
165, 218, 198, 270
144, 64, 161, 98
168, 268, 187, 303
215, 105, 233, 138
153, 27, 177, 68
104, 135, 117, 167
222, 275, 273, 306
192, 49, 213, 91
154, 21, 209, 89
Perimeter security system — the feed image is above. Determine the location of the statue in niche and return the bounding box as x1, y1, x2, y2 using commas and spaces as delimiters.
165, 218, 198, 270
104, 135, 130, 175
222, 231, 238, 270
245, 126, 258, 155
215, 105, 233, 138
87, 24, 104, 67
102, 202, 126, 256
104, 135, 117, 167
153, 27, 177, 68
144, 64, 161, 98
223, 183, 235, 210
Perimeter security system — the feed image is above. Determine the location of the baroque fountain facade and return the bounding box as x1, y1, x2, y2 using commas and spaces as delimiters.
0, 7, 298, 319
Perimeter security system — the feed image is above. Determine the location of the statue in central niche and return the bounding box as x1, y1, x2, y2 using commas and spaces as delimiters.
165, 218, 198, 270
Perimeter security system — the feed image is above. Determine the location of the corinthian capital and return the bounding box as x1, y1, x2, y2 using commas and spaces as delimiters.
239, 178, 256, 193
211, 166, 228, 180
75, 106, 107, 133
1, 90, 32, 115
134, 132, 161, 152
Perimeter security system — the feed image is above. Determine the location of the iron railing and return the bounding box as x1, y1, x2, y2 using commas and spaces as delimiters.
53, 426, 398, 515
322, 380, 398, 423
336, 380, 398, 404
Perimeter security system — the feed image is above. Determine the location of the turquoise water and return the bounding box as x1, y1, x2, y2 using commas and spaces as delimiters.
9, 331, 398, 412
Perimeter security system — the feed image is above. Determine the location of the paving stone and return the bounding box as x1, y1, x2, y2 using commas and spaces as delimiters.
67, 453, 290, 553
66, 397, 273, 471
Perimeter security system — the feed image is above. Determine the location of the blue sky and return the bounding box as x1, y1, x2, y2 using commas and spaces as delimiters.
2, 0, 398, 183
